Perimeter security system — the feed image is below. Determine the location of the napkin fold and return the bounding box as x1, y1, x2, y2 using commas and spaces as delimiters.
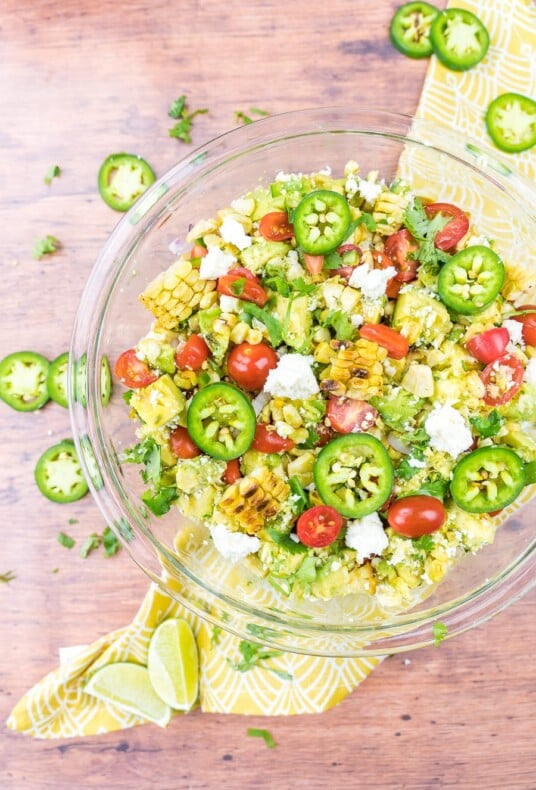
7, 0, 534, 739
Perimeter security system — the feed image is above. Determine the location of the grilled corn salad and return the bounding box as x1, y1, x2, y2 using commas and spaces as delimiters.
116, 162, 536, 607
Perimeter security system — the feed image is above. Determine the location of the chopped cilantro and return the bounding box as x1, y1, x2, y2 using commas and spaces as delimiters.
102, 526, 121, 557
121, 437, 161, 486
79, 533, 101, 559
247, 728, 276, 748
323, 251, 344, 270
57, 532, 76, 549
288, 475, 309, 516
234, 107, 269, 125
122, 389, 134, 405
1, 570, 16, 584
295, 555, 317, 584
403, 198, 451, 269
228, 640, 292, 681
470, 409, 505, 438
44, 165, 61, 185
354, 211, 377, 231
297, 425, 320, 449
68, 518, 78, 525
265, 527, 307, 554
323, 309, 355, 341
141, 485, 177, 516
240, 302, 283, 346
413, 534, 434, 552
168, 95, 208, 143
33, 235, 60, 260
432, 621, 448, 646
230, 277, 246, 296
413, 478, 449, 501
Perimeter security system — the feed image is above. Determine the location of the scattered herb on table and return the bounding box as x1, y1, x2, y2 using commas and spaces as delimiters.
228, 640, 293, 681
1, 570, 16, 584
44, 165, 61, 185
57, 532, 76, 549
247, 728, 277, 748
168, 95, 209, 143
101, 526, 121, 557
433, 621, 448, 646
80, 533, 101, 559
33, 235, 61, 261
234, 107, 269, 125
68, 518, 78, 525
210, 625, 223, 648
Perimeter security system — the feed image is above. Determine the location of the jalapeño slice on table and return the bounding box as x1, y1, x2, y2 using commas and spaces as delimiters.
186, 382, 256, 460
0, 351, 50, 412
485, 93, 536, 154
47, 351, 70, 408
293, 190, 351, 255
313, 434, 394, 518
451, 446, 525, 514
430, 8, 489, 72
34, 440, 89, 503
389, 2, 439, 59
437, 245, 504, 315
98, 153, 156, 212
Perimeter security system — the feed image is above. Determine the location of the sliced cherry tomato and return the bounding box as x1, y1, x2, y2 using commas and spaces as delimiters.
169, 426, 201, 459
371, 249, 401, 299
251, 423, 295, 453
296, 505, 343, 548
303, 253, 324, 275
359, 324, 409, 360
481, 354, 524, 405
226, 266, 257, 281
175, 334, 210, 371
223, 459, 242, 485
327, 397, 378, 434
190, 243, 208, 259
384, 229, 419, 282
314, 422, 335, 447
337, 244, 362, 256
466, 327, 509, 364
259, 211, 294, 241
218, 273, 268, 307
512, 305, 536, 346
227, 342, 278, 391
424, 203, 470, 251
387, 495, 446, 538
114, 349, 158, 388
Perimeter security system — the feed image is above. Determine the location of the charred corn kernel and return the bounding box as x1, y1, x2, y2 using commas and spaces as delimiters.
425, 558, 447, 583
140, 257, 217, 329
218, 467, 290, 534
230, 321, 264, 345
173, 370, 198, 390
314, 341, 334, 364
320, 338, 386, 398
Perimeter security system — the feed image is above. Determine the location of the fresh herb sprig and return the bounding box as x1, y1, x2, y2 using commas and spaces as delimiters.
44, 165, 61, 185
403, 198, 451, 269
247, 728, 276, 748
234, 107, 269, 125
228, 640, 293, 681
168, 95, 209, 143
33, 235, 61, 260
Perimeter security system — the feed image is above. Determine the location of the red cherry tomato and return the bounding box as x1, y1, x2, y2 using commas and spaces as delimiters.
223, 459, 242, 485
226, 266, 257, 281
218, 273, 268, 307
337, 244, 362, 256
227, 342, 278, 391
297, 505, 343, 548
175, 334, 210, 371
303, 253, 324, 275
387, 495, 446, 538
512, 305, 536, 346
359, 323, 409, 360
314, 422, 335, 447
259, 211, 294, 241
190, 243, 208, 259
327, 397, 378, 434
481, 354, 524, 405
251, 423, 295, 453
424, 203, 470, 251
169, 426, 201, 459
466, 327, 510, 364
384, 229, 419, 282
371, 249, 401, 299
114, 349, 158, 388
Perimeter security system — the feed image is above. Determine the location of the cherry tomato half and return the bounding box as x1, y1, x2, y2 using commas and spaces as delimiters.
303, 253, 324, 275
251, 423, 295, 453
296, 505, 343, 548
384, 229, 419, 282
223, 459, 242, 485
359, 323, 409, 360
175, 334, 210, 371
387, 495, 446, 538
424, 203, 470, 251
327, 397, 378, 434
227, 342, 278, 391
466, 327, 509, 364
218, 273, 268, 307
114, 349, 158, 388
371, 249, 401, 299
512, 305, 536, 346
190, 243, 208, 259
169, 426, 201, 459
481, 354, 524, 406
259, 211, 294, 242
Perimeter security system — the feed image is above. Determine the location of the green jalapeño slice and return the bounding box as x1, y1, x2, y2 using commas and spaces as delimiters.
293, 190, 351, 255
0, 351, 50, 412
485, 93, 536, 154
389, 2, 439, 59
34, 440, 89, 503
430, 8, 489, 72
451, 447, 525, 514
98, 153, 156, 212
187, 382, 256, 460
437, 245, 504, 315
313, 434, 394, 518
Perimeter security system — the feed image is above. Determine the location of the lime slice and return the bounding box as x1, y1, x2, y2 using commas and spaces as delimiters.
148, 619, 199, 710
84, 662, 172, 727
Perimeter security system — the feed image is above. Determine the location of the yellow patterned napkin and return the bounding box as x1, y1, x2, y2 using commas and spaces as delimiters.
7, 0, 535, 739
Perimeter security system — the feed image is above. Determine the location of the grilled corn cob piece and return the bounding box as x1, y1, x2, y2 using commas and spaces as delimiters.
218, 467, 290, 534
139, 256, 217, 329
373, 190, 410, 235
318, 338, 387, 398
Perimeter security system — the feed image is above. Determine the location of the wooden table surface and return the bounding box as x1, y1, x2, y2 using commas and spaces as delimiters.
1, 1, 534, 788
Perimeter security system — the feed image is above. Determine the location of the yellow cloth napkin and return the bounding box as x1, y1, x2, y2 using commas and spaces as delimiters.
7, 0, 535, 739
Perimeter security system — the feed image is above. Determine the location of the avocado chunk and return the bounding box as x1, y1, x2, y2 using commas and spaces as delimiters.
392, 288, 452, 346
241, 240, 291, 273
273, 294, 312, 352
131, 374, 186, 429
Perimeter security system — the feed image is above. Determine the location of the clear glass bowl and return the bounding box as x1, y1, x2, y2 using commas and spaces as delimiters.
70, 108, 536, 657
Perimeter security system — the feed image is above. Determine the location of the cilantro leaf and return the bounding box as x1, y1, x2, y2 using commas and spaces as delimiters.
247, 728, 276, 748
323, 251, 344, 270
433, 621, 448, 646
355, 211, 377, 231
141, 485, 177, 516
57, 531, 76, 549
265, 527, 307, 554
102, 526, 121, 557
79, 533, 100, 559
240, 302, 283, 346
297, 425, 320, 449
33, 235, 60, 260
168, 96, 187, 119
470, 409, 505, 438
44, 165, 61, 185
230, 277, 246, 296
413, 478, 449, 501
228, 640, 292, 681
288, 475, 309, 516
402, 198, 451, 270
323, 309, 355, 341
168, 95, 208, 143
413, 534, 434, 552
1, 570, 16, 584
121, 437, 162, 486
234, 107, 269, 125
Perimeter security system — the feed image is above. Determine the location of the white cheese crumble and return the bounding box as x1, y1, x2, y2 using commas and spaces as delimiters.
348, 262, 396, 300
286, 250, 306, 280
503, 319, 525, 347
357, 178, 382, 204
345, 512, 389, 562
524, 357, 536, 386
275, 420, 294, 438
208, 524, 261, 563
345, 176, 359, 199
199, 246, 236, 279
350, 313, 364, 327
219, 294, 240, 313
263, 354, 319, 399
424, 404, 473, 458
219, 216, 252, 250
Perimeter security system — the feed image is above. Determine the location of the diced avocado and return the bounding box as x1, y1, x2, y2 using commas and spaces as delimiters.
130, 374, 186, 429
177, 488, 219, 521
501, 422, 536, 462
401, 364, 435, 398
501, 383, 536, 422
310, 563, 350, 599
176, 455, 227, 494
136, 337, 176, 374
392, 289, 452, 346
197, 306, 230, 364
370, 387, 424, 432
286, 450, 315, 488
248, 186, 285, 221
241, 240, 291, 273
273, 293, 312, 352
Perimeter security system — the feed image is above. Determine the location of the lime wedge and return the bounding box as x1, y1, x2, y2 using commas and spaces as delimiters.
84, 662, 172, 727
148, 619, 199, 711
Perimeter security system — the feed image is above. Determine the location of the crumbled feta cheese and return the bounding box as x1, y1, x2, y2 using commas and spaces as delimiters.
219, 216, 252, 250
199, 246, 236, 279
407, 456, 426, 468
425, 404, 473, 458
348, 262, 396, 300
524, 357, 536, 386
357, 178, 382, 204
345, 176, 359, 199
503, 319, 525, 347
344, 160, 360, 177
286, 250, 306, 280
318, 165, 332, 176
350, 313, 364, 327
263, 354, 319, 399
466, 235, 491, 248
230, 197, 255, 216
275, 170, 302, 182
209, 524, 261, 563
345, 512, 389, 562
330, 560, 342, 572
219, 294, 240, 313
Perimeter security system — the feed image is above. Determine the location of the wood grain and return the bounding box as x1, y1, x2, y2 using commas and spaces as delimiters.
1, 1, 534, 788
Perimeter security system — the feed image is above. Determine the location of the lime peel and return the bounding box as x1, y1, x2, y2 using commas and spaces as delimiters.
148, 618, 199, 711
84, 662, 172, 727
